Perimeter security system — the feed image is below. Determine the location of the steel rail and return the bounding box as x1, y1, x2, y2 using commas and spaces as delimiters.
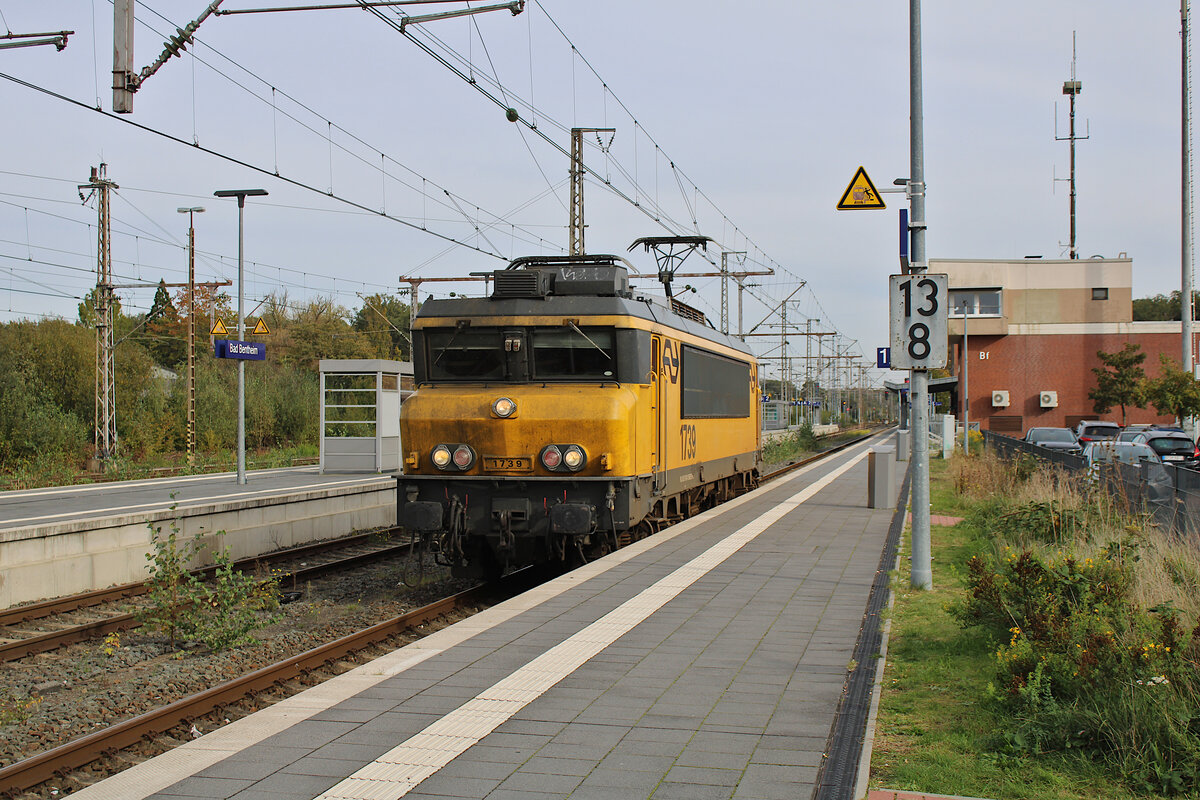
0, 578, 513, 797
0, 531, 412, 662
762, 431, 879, 483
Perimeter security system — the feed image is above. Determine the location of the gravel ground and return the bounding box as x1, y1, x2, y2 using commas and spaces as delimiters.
0, 552, 474, 778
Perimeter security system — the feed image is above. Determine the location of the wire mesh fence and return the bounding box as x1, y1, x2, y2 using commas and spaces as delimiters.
983, 430, 1200, 536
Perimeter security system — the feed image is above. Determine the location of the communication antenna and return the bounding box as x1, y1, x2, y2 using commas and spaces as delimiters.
1054, 32, 1089, 259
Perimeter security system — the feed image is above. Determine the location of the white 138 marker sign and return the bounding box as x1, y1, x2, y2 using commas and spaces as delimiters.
888, 273, 948, 370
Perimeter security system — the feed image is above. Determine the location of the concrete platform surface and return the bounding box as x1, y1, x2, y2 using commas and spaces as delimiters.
0, 467, 392, 533
74, 436, 895, 800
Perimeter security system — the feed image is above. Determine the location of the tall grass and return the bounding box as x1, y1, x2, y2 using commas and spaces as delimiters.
953, 452, 1200, 795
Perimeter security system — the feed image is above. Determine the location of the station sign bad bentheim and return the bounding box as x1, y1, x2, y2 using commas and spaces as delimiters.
214, 339, 266, 361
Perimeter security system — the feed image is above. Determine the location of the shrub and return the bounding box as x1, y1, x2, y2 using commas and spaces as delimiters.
954, 455, 1200, 794
137, 508, 281, 651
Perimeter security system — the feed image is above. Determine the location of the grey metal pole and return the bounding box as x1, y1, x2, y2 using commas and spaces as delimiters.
961, 300, 969, 454
236, 197, 246, 485
214, 188, 268, 486
909, 0, 933, 589
1184, 1, 1194, 403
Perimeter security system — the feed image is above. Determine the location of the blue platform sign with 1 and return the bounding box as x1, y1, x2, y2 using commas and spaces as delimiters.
876, 347, 891, 369
888, 274, 948, 370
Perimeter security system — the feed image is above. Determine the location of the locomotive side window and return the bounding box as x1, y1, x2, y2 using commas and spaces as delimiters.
428, 328, 505, 380
681, 345, 751, 418
531, 327, 616, 379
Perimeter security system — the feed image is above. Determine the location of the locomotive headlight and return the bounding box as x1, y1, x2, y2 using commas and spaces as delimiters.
540, 445, 562, 469
492, 397, 516, 418
562, 445, 586, 471
452, 445, 475, 469
431, 445, 452, 469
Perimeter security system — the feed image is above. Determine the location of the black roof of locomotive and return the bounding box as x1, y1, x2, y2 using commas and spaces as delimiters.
415, 256, 754, 359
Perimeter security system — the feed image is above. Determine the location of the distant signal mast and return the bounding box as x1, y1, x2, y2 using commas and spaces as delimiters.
1055, 32, 1089, 260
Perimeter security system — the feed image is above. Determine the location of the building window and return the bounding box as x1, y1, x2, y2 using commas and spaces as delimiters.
1092, 287, 1109, 300
949, 289, 1002, 317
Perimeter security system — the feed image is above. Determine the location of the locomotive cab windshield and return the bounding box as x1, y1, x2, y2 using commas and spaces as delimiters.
425, 324, 618, 383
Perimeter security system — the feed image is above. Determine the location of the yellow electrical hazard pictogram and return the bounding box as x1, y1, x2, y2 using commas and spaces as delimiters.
209, 317, 229, 336
836, 166, 886, 210
251, 318, 270, 335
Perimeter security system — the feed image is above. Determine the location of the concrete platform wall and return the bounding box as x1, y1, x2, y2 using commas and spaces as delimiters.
0, 481, 395, 609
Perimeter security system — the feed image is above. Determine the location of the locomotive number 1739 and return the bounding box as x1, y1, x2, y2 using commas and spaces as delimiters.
680, 424, 697, 460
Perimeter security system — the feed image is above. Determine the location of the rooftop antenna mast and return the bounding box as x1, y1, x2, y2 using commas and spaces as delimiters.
1055, 32, 1089, 259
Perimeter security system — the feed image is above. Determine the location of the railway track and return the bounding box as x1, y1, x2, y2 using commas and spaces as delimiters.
0, 430, 881, 666
0, 430, 889, 798
0, 572, 539, 798
0, 528, 413, 663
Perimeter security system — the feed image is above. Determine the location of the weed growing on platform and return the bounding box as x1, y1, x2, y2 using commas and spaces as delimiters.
138, 505, 281, 651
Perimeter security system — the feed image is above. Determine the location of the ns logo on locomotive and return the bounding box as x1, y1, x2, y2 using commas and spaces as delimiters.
398, 241, 761, 579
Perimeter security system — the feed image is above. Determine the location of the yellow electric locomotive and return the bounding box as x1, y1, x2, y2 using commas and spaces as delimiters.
398, 250, 760, 578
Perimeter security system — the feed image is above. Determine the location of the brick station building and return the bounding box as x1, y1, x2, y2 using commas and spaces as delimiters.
934, 257, 1199, 435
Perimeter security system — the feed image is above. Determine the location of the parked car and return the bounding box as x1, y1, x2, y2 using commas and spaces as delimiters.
1082, 440, 1160, 467
1022, 427, 1082, 454
1131, 430, 1200, 469
1074, 421, 1121, 445
1115, 430, 1146, 443
1082, 441, 1174, 505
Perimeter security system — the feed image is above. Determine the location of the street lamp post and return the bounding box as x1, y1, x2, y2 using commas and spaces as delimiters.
213, 189, 268, 485
177, 206, 204, 468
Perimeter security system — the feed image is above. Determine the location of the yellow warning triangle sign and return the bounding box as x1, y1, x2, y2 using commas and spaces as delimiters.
251, 318, 270, 336
836, 166, 886, 210
209, 317, 229, 336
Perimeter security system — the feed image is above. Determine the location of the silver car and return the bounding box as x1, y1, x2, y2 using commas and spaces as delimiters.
1082, 441, 1173, 505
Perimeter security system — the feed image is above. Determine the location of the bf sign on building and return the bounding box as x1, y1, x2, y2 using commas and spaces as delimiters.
888, 273, 948, 370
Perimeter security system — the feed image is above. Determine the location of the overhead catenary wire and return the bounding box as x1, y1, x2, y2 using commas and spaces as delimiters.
130, 1, 558, 256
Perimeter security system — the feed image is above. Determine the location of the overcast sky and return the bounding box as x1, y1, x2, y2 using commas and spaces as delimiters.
0, 1, 1188, 387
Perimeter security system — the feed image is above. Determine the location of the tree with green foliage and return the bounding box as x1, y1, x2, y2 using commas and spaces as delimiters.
352, 293, 411, 360
1088, 343, 1146, 425
1142, 353, 1200, 424
1132, 290, 1200, 321
145, 279, 186, 369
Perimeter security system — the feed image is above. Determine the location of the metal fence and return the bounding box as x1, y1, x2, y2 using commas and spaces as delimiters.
983, 430, 1200, 536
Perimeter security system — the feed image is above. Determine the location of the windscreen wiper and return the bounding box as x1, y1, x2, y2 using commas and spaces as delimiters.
565, 321, 611, 360
433, 320, 470, 366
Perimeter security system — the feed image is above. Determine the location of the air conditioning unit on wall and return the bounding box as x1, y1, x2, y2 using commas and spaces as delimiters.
1039, 390, 1058, 408
991, 390, 1010, 408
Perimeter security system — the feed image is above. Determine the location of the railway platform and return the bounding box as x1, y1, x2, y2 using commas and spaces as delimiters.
74, 434, 901, 800
0, 468, 396, 609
